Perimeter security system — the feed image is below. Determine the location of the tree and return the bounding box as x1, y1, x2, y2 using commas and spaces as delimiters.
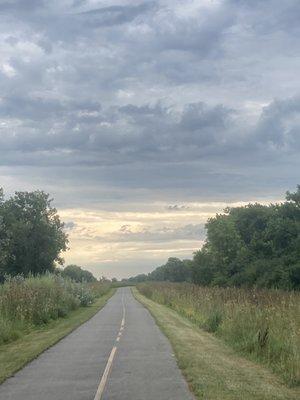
0, 189, 9, 280
62, 264, 97, 282
163, 257, 191, 282
127, 274, 148, 283
286, 185, 300, 208
191, 186, 300, 288
0, 190, 68, 278
129, 186, 300, 290
192, 249, 215, 285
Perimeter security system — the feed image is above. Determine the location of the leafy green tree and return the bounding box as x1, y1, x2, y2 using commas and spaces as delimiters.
289, 263, 300, 289
192, 186, 300, 288
163, 257, 191, 282
62, 264, 97, 282
127, 274, 148, 283
0, 189, 9, 279
0, 190, 68, 278
192, 249, 215, 285
128, 258, 192, 283
129, 186, 300, 290
286, 185, 300, 207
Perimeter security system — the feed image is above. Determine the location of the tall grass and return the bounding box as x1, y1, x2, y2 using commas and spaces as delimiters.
0, 274, 110, 345
137, 282, 300, 386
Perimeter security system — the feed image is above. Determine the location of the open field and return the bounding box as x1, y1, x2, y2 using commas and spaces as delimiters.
134, 287, 300, 400
0, 276, 114, 384
137, 283, 300, 387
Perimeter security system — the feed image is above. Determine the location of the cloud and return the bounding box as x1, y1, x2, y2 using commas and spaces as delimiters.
101, 223, 205, 243
166, 205, 189, 211
64, 221, 76, 230
0, 98, 235, 164
0, 95, 298, 171
77, 3, 156, 27
0, 0, 44, 12
0, 0, 299, 277
255, 96, 300, 149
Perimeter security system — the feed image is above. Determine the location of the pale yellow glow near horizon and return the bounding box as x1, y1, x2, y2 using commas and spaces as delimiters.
59, 198, 277, 279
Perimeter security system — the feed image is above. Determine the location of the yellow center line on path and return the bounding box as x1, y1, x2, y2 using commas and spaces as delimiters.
93, 292, 126, 400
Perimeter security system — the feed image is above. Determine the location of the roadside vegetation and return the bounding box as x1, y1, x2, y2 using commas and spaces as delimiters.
131, 186, 300, 390
0, 188, 115, 383
0, 274, 110, 346
134, 288, 300, 400
0, 286, 114, 384
0, 188, 113, 346
137, 282, 300, 387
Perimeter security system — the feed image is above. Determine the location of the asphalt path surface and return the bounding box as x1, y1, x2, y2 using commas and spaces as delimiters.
0, 287, 193, 400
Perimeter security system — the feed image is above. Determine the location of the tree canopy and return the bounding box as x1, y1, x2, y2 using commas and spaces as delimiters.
129, 186, 300, 290
192, 186, 300, 289
62, 264, 97, 282
127, 258, 192, 284
0, 189, 68, 280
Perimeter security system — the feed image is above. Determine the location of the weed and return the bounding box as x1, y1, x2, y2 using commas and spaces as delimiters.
137, 282, 300, 386
0, 274, 110, 345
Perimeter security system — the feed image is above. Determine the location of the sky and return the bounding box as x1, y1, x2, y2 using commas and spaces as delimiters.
0, 0, 299, 279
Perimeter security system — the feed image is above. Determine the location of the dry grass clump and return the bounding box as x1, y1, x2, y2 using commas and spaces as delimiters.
137, 282, 300, 386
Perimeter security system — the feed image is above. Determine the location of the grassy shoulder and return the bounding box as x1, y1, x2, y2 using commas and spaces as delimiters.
0, 288, 115, 384
133, 288, 300, 400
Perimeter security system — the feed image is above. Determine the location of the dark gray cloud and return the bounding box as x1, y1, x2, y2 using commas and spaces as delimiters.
0, 95, 298, 172
255, 96, 300, 149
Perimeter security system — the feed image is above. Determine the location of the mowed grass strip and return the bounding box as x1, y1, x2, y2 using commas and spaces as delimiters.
133, 288, 300, 400
0, 289, 115, 384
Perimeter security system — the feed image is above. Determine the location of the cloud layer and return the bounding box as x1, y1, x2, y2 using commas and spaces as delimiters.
0, 0, 299, 277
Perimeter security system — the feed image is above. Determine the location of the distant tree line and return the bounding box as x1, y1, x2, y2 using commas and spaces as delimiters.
125, 258, 193, 284
0, 188, 97, 283
60, 264, 97, 283
128, 186, 300, 289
